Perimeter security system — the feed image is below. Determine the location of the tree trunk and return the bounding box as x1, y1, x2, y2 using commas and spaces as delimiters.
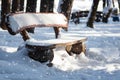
40, 0, 54, 12
1, 0, 11, 30
20, 0, 24, 11
40, 0, 49, 12
118, 0, 120, 12
102, 0, 113, 23
102, 9, 112, 23
87, 0, 100, 28
103, 0, 105, 8
12, 0, 20, 13
26, 0, 37, 12
59, 0, 74, 21
48, 0, 54, 12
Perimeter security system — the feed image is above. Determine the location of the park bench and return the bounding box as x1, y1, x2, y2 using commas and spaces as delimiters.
71, 10, 103, 24
1, 0, 87, 66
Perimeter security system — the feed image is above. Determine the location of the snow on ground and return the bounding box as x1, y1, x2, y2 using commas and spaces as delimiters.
0, 16, 120, 80
0, 0, 120, 80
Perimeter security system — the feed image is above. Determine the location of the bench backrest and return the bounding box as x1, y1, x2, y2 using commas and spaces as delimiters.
8, 13, 68, 35
1, 0, 68, 41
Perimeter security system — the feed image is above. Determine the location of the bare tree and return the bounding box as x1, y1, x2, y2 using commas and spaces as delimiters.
1, 0, 11, 30
26, 0, 37, 12
59, 0, 74, 21
102, 0, 113, 23
87, 0, 100, 28
12, 0, 20, 13
40, 0, 54, 12
20, 0, 24, 11
103, 0, 106, 9
118, 0, 120, 12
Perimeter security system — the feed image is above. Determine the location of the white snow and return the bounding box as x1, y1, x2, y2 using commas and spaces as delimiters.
0, 0, 120, 80
26, 37, 86, 46
9, 13, 67, 33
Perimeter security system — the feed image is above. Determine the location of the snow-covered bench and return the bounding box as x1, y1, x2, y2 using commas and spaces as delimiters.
26, 37, 87, 67
6, 12, 87, 67
9, 13, 86, 66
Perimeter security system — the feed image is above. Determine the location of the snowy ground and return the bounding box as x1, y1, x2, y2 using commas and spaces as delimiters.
0, 16, 120, 80
0, 0, 120, 80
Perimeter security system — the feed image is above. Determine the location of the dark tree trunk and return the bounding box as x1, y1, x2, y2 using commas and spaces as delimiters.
103, 0, 110, 8
60, 0, 74, 21
20, 0, 24, 11
40, 0, 54, 12
1, 0, 11, 30
102, 9, 112, 23
48, 0, 54, 12
26, 0, 37, 12
102, 0, 113, 23
40, 0, 49, 12
118, 0, 120, 12
26, 0, 37, 33
87, 0, 100, 28
103, 0, 106, 8
12, 0, 20, 13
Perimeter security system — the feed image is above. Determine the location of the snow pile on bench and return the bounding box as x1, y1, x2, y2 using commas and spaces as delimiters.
8, 13, 68, 33
26, 37, 87, 46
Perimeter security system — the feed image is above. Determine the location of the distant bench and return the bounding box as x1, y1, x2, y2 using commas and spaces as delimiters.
6, 12, 87, 67
71, 11, 103, 24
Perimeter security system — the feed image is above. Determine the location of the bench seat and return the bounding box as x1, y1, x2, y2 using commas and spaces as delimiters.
25, 37, 87, 65
25, 37, 87, 54
26, 37, 87, 47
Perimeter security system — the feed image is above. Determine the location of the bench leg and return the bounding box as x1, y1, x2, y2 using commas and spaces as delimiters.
20, 30, 30, 41
53, 27, 60, 38
65, 42, 86, 56
28, 49, 54, 67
